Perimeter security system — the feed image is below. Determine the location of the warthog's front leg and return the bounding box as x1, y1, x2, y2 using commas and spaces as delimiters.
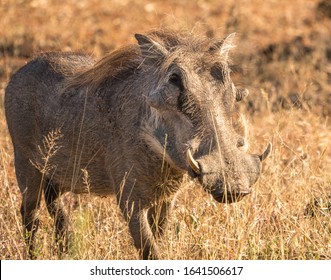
148, 201, 172, 240
116, 192, 159, 259
128, 206, 159, 260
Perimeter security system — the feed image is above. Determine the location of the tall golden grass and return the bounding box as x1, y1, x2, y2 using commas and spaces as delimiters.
0, 0, 330, 259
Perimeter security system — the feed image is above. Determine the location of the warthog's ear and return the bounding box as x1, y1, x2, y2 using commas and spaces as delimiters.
135, 34, 168, 61
209, 33, 236, 59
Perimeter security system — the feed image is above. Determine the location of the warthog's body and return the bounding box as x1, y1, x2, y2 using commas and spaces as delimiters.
5, 30, 271, 259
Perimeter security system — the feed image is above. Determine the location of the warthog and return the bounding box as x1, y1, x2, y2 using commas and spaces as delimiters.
5, 29, 271, 259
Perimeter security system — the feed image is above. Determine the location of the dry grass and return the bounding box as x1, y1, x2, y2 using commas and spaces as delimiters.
0, 0, 330, 259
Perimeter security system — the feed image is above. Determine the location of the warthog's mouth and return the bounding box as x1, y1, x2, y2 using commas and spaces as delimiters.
185, 143, 272, 204
211, 190, 251, 204
186, 142, 272, 176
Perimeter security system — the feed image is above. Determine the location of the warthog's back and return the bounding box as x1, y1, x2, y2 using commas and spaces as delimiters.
5, 52, 94, 147
5, 53, 114, 194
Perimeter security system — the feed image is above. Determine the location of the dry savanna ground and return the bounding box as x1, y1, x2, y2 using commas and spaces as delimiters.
0, 0, 330, 259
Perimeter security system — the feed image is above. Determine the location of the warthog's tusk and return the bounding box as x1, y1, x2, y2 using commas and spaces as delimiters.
259, 142, 272, 162
186, 149, 201, 174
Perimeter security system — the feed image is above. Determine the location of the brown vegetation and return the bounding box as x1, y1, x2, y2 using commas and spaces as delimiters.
0, 0, 330, 259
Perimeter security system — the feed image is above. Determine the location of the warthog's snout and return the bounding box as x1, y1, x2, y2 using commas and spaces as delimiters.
187, 143, 272, 203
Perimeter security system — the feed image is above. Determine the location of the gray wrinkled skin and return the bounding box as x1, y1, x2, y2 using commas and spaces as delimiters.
5, 30, 270, 259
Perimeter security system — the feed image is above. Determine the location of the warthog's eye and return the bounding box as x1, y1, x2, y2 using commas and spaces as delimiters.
210, 64, 228, 83
169, 73, 184, 91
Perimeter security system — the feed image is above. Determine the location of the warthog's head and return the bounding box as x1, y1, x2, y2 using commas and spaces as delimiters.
137, 31, 271, 203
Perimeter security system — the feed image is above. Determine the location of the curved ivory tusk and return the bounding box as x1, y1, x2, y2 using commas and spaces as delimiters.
186, 149, 201, 174
259, 142, 272, 162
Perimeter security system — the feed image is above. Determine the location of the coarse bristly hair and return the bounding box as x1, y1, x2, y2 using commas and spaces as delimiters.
61, 29, 235, 92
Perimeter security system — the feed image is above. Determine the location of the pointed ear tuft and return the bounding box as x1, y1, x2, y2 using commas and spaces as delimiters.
209, 33, 236, 59
135, 34, 168, 61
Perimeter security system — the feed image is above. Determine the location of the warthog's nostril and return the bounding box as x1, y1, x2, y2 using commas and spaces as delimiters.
237, 137, 245, 148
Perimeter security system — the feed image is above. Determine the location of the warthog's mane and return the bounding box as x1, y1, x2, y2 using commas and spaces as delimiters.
59, 29, 219, 91
62, 45, 141, 91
